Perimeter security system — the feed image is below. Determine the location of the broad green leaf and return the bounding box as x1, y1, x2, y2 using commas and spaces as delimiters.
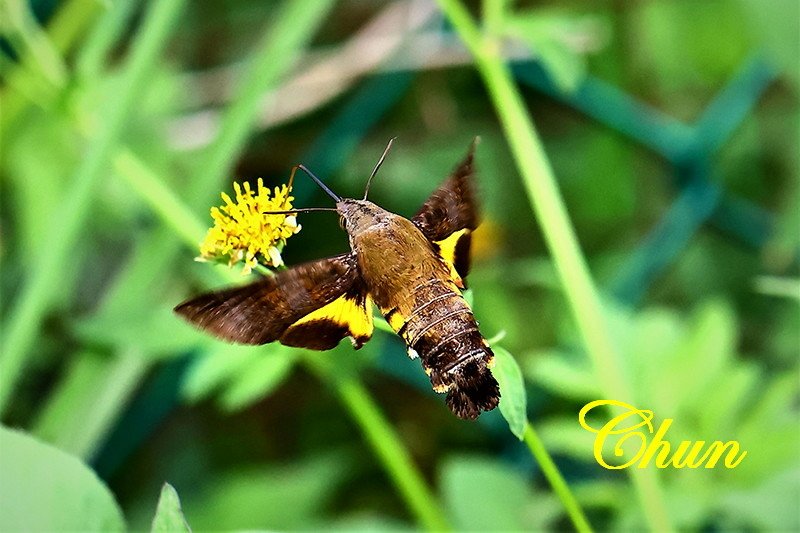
628, 308, 684, 412
6, 111, 84, 309
6, 111, 75, 260
219, 349, 297, 411
734, 374, 800, 481
492, 346, 527, 439
0, 426, 125, 531
151, 483, 191, 533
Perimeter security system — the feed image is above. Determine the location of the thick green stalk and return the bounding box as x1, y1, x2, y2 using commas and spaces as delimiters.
524, 423, 592, 533
435, 0, 672, 531
0, 0, 186, 417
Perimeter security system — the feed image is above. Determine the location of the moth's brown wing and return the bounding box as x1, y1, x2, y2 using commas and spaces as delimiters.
411, 139, 478, 287
174, 253, 373, 349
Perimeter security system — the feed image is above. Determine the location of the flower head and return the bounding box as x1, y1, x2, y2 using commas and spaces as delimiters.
199, 178, 301, 274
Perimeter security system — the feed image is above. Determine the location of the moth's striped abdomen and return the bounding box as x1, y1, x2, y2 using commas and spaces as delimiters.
384, 279, 500, 420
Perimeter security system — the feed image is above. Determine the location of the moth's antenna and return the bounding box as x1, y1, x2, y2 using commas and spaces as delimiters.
293, 164, 342, 203
363, 137, 396, 200
262, 207, 338, 215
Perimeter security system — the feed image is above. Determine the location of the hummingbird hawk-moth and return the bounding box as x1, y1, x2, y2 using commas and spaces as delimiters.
174, 139, 500, 419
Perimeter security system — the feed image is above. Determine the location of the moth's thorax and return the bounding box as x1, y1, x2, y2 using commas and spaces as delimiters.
338, 199, 449, 309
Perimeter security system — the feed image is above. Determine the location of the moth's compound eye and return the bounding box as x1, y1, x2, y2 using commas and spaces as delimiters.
339, 215, 347, 230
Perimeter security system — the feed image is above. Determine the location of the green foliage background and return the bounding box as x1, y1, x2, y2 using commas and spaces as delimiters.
1, 0, 798, 531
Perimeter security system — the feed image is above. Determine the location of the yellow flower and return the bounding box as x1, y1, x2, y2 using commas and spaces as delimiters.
199, 178, 301, 274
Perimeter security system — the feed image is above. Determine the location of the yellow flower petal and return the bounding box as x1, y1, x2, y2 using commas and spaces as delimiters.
199, 178, 301, 271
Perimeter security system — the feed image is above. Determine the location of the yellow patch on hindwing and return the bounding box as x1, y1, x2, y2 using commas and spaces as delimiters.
288, 293, 373, 347
381, 306, 406, 333
434, 228, 469, 288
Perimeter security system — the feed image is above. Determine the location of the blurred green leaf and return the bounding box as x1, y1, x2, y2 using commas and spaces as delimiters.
695, 361, 759, 436
5, 109, 83, 308
72, 305, 205, 359
323, 513, 413, 531
492, 346, 527, 439
524, 349, 599, 400
183, 452, 352, 530
667, 300, 735, 413
629, 1, 754, 97
720, 467, 800, 531
31, 350, 148, 460
506, 11, 604, 92
181, 344, 261, 402
738, 0, 800, 83
573, 480, 626, 508
536, 417, 596, 460
151, 483, 191, 533
441, 455, 559, 531
753, 276, 800, 301
0, 426, 125, 531
218, 348, 297, 411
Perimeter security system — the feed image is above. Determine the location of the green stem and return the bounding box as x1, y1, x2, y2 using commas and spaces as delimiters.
481, 0, 508, 36
305, 356, 451, 532
524, 423, 592, 533
0, 0, 186, 418
435, 1, 673, 531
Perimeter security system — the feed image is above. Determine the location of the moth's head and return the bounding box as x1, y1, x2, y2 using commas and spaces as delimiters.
337, 199, 386, 233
